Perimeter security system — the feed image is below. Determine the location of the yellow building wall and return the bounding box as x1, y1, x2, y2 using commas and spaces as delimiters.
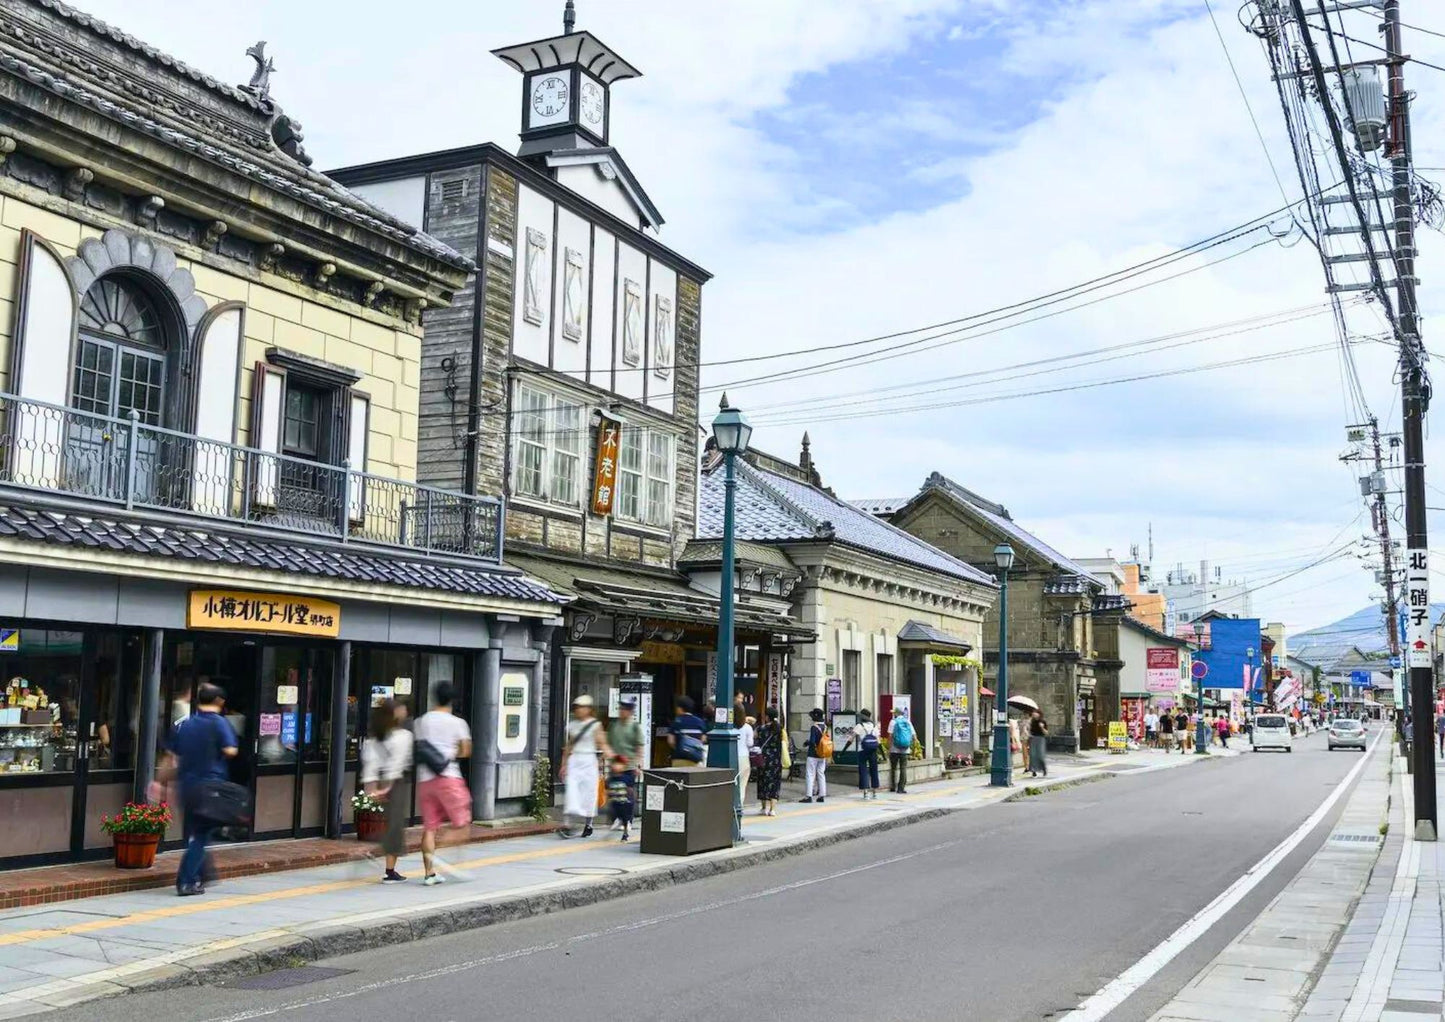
0, 189, 420, 483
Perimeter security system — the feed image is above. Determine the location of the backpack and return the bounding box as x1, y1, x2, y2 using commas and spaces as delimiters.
814, 724, 834, 759
892, 718, 915, 749
860, 726, 880, 753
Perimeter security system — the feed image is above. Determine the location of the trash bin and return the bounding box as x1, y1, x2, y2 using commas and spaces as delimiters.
640, 768, 734, 856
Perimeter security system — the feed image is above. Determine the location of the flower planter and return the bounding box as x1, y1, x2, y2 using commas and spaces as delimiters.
355, 809, 386, 843
112, 832, 160, 870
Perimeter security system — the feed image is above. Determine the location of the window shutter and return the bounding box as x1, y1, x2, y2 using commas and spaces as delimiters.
248, 361, 285, 509
192, 304, 243, 515
8, 231, 77, 489
347, 392, 369, 525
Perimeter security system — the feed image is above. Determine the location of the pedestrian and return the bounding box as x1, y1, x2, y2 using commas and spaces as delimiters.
605, 757, 635, 841
800, 707, 830, 803
1013, 713, 1027, 773
1436, 713, 1445, 757
559, 695, 607, 839
1144, 709, 1159, 749
412, 681, 473, 885
1174, 709, 1190, 753
843, 708, 881, 798
756, 708, 784, 816
1028, 710, 1049, 777
158, 682, 239, 897
738, 714, 756, 799
733, 692, 747, 727
360, 698, 414, 884
1214, 714, 1229, 749
607, 698, 645, 832
1159, 708, 1174, 751
668, 696, 707, 767
888, 707, 915, 794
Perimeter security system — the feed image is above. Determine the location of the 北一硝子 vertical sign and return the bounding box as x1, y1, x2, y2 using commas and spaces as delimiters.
1407, 547, 1431, 667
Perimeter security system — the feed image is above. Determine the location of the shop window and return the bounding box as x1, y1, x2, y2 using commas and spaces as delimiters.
0, 629, 81, 775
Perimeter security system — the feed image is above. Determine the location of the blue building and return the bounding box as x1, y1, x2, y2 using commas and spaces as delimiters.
1195, 613, 1263, 702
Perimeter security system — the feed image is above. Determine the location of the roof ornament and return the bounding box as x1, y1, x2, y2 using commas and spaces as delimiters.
243, 41, 275, 100
564, 1, 577, 34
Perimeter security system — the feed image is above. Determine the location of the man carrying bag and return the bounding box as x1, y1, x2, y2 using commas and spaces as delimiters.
157, 683, 243, 897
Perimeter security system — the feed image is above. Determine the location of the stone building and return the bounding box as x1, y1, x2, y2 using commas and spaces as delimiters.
330, 11, 806, 766
860, 473, 1125, 751
699, 444, 997, 762
0, 0, 566, 864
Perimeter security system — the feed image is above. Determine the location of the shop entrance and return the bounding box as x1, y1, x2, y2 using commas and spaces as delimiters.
163, 637, 334, 841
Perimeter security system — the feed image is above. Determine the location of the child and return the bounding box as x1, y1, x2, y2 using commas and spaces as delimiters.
606, 756, 635, 841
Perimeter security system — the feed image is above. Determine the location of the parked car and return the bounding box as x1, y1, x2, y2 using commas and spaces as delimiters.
1252, 714, 1292, 753
1328, 718, 1367, 752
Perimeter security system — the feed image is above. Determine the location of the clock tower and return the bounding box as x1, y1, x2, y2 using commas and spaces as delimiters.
492, 1, 641, 158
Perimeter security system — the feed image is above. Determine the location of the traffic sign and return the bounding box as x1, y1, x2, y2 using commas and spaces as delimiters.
1191, 660, 1208, 681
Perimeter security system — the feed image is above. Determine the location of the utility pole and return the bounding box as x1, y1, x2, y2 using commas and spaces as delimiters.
1380, 0, 1436, 840
1358, 418, 1404, 745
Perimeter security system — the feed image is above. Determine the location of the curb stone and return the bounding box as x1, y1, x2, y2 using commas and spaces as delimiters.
57, 758, 1208, 1006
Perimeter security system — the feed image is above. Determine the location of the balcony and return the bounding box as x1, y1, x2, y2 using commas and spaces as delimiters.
0, 391, 504, 563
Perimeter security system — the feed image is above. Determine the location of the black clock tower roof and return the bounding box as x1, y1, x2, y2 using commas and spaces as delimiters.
491, 30, 642, 84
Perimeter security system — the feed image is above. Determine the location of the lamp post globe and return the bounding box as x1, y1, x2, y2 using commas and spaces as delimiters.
990, 543, 1016, 787
708, 394, 751, 842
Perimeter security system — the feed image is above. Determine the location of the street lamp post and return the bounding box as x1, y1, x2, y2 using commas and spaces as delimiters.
1195, 621, 1211, 756
707, 394, 752, 844
990, 543, 1016, 787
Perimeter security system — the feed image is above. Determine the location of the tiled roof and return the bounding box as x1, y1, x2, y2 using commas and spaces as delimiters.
677, 539, 798, 573
917, 473, 1102, 587
1044, 575, 1093, 595
4, 1, 471, 271
699, 462, 997, 587
897, 620, 972, 649
1093, 594, 1131, 612
850, 497, 908, 516
0, 504, 562, 605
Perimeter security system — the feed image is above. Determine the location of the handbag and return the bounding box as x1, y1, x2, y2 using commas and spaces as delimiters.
187, 779, 253, 827
749, 747, 764, 769
414, 738, 451, 776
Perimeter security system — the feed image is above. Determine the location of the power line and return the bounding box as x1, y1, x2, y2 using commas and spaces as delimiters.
1204, 0, 1294, 203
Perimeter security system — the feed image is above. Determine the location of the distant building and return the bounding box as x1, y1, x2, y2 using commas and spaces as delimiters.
1160, 560, 1254, 622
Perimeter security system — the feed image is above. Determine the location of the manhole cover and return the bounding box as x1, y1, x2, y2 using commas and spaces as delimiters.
555, 866, 628, 877
224, 966, 353, 990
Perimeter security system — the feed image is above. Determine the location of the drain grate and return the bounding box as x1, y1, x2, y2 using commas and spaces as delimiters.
224, 966, 354, 990
1330, 832, 1381, 844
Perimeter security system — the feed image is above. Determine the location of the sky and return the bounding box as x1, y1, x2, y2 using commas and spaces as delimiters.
69, 0, 1445, 636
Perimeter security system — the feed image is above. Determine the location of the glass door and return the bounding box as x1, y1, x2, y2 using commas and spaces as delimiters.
72, 631, 145, 854
254, 645, 330, 839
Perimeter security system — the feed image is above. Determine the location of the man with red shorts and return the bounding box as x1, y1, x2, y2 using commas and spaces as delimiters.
412, 682, 472, 885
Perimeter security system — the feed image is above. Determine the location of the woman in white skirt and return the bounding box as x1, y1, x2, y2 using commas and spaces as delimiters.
558, 695, 608, 839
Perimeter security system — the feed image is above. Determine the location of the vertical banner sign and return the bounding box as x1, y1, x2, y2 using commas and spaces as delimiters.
826, 678, 843, 714
1408, 548, 1431, 668
705, 652, 718, 707
1145, 648, 1180, 693
765, 653, 783, 712
591, 415, 622, 516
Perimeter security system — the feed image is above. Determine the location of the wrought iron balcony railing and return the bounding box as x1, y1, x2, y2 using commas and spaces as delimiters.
0, 391, 504, 563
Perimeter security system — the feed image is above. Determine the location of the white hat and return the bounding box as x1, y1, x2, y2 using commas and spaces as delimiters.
572, 694, 595, 708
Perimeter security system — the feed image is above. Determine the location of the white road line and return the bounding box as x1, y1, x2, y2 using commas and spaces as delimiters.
1059, 734, 1382, 1022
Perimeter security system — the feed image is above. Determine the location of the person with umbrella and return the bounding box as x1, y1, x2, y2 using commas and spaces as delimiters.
1008, 695, 1039, 773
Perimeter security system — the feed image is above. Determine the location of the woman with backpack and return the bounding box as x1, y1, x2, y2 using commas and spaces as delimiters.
844, 708, 881, 799
756, 708, 785, 816
888, 707, 915, 794
800, 707, 830, 804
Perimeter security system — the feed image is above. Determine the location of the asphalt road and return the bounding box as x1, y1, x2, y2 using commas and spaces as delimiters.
48, 730, 1371, 1022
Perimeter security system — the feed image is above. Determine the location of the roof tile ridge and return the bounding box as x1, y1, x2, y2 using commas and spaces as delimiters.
735, 460, 824, 536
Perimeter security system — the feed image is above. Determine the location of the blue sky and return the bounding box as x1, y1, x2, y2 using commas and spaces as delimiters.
67, 0, 1445, 635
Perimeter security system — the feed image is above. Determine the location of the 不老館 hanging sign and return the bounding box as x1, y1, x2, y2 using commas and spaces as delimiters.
591, 414, 623, 516
187, 590, 341, 638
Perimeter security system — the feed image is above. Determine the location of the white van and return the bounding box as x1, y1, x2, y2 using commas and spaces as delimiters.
1252, 714, 1292, 753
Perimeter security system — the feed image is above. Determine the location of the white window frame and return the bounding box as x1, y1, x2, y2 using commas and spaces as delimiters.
511, 383, 585, 508
615, 424, 674, 530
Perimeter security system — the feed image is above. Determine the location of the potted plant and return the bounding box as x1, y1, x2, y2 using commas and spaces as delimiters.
351, 790, 386, 842
101, 801, 172, 869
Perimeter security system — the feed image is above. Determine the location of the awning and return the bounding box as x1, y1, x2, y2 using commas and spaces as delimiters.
505, 553, 815, 641
898, 619, 972, 652
980, 686, 995, 698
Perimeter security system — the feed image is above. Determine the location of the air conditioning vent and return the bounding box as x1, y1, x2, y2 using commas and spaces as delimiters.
441, 179, 466, 201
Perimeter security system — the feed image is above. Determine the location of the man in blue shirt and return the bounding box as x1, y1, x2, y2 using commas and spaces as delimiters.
161, 683, 238, 896
668, 696, 707, 766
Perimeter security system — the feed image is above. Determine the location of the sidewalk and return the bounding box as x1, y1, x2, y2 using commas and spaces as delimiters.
0, 743, 1221, 1016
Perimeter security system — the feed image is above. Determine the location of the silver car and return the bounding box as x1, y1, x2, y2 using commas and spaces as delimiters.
1328, 718, 1367, 752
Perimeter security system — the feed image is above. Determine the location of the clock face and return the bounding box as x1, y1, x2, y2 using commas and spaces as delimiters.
531, 74, 570, 121
580, 78, 605, 131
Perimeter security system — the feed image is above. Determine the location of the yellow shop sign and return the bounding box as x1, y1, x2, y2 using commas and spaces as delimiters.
187, 590, 341, 638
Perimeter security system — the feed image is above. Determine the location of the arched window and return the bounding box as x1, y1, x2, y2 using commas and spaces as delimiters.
66, 274, 176, 501
71, 276, 168, 426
